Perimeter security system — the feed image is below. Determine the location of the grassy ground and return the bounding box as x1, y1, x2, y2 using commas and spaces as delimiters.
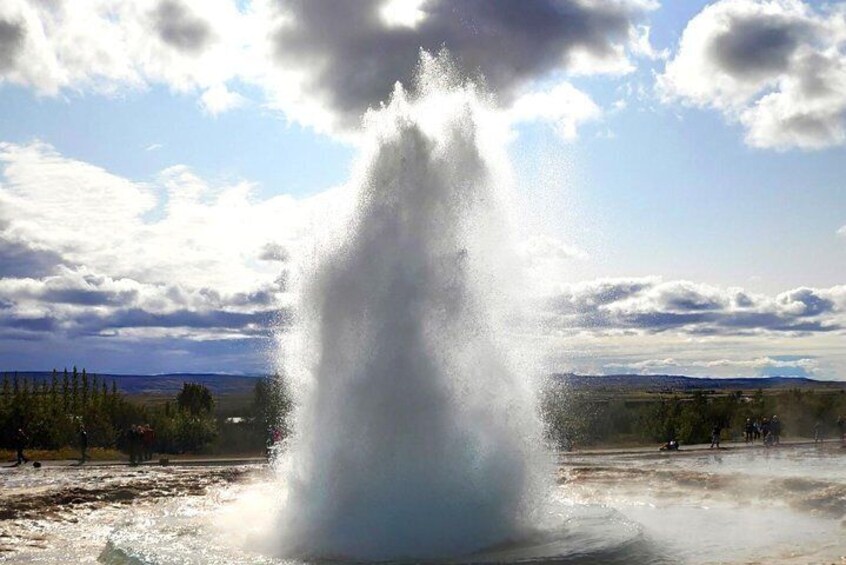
1, 447, 266, 463
1, 447, 124, 462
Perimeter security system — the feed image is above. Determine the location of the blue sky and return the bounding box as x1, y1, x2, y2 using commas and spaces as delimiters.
0, 0, 844, 378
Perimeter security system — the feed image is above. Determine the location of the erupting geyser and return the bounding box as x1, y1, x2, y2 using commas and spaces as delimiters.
273, 54, 551, 561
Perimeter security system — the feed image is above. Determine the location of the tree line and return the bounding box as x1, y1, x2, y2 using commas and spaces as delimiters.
0, 368, 290, 456
543, 385, 846, 448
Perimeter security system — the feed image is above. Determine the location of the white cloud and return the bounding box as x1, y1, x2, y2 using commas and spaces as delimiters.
199, 83, 247, 116
657, 0, 846, 150
605, 355, 820, 377
0, 0, 256, 106
508, 83, 602, 141
144, 143, 163, 152
629, 24, 669, 61
1, 143, 843, 377
542, 277, 846, 335
838, 225, 846, 237
0, 140, 157, 255
379, 0, 427, 29
608, 356, 817, 371
0, 140, 352, 296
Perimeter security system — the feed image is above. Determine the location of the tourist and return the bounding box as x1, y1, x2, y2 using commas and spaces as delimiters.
753, 419, 762, 441
14, 427, 29, 465
660, 438, 679, 451
744, 418, 755, 443
267, 427, 283, 458
128, 425, 144, 465
837, 416, 845, 445
141, 425, 155, 461
761, 418, 772, 447
710, 423, 722, 449
79, 425, 88, 463
771, 415, 781, 446
813, 420, 823, 444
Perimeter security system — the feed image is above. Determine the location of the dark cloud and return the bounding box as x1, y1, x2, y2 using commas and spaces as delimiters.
0, 19, 25, 72
549, 279, 649, 314
583, 279, 650, 306
779, 288, 835, 317
708, 15, 807, 79
0, 315, 59, 333
91, 308, 278, 332
228, 289, 276, 307
0, 236, 63, 277
41, 288, 139, 307
152, 0, 212, 53
0, 306, 289, 338
659, 288, 723, 312
733, 292, 754, 308
259, 242, 289, 262
272, 0, 646, 124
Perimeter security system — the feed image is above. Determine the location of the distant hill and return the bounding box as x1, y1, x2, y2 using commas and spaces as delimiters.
554, 373, 846, 392
4, 371, 844, 397
3, 371, 265, 397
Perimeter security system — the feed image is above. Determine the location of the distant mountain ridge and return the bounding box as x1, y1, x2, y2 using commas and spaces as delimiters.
2, 371, 265, 396
4, 371, 844, 397
554, 373, 846, 392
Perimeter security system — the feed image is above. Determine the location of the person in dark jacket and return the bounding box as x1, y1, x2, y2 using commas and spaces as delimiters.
771, 415, 781, 445
710, 423, 722, 449
15, 428, 29, 465
744, 418, 755, 443
79, 426, 88, 463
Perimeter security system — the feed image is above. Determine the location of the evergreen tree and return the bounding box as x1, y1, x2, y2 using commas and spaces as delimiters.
62, 368, 70, 411
50, 370, 59, 407
71, 366, 79, 413
91, 374, 100, 407
82, 368, 89, 409
176, 383, 214, 416
1, 374, 9, 411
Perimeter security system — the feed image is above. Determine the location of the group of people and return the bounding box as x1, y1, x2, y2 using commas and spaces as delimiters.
126, 424, 155, 465
743, 416, 782, 446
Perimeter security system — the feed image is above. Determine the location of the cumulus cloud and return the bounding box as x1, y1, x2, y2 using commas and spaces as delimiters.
199, 83, 247, 116
658, 0, 846, 150
543, 277, 846, 335
0, 141, 350, 360
266, 0, 653, 129
0, 0, 248, 96
1, 144, 843, 375
0, 0, 655, 136
0, 233, 63, 278
507, 83, 601, 140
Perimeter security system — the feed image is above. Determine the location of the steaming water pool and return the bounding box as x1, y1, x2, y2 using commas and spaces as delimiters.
1, 445, 843, 564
